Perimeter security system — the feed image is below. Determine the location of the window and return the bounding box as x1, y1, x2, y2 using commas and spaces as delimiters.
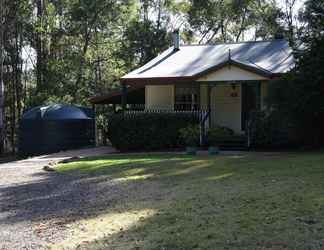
174, 85, 199, 110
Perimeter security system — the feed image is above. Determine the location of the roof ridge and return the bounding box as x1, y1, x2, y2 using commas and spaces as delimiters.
180, 39, 286, 47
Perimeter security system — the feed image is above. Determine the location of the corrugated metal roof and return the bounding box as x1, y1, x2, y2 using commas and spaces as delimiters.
121, 39, 294, 82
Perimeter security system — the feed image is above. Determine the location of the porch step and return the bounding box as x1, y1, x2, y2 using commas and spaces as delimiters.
209, 135, 247, 150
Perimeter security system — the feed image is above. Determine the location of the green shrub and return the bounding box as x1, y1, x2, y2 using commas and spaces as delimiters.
247, 110, 298, 148
208, 126, 234, 137
108, 112, 200, 151
206, 126, 235, 146
179, 125, 200, 147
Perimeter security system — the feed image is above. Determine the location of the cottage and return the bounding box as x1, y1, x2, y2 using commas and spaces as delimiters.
91, 32, 294, 135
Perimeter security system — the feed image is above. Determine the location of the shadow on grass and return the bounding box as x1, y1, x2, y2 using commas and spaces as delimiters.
1, 152, 324, 249
57, 154, 238, 180
56, 153, 324, 250
0, 154, 233, 225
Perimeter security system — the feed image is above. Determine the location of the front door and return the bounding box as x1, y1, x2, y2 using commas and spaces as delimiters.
241, 82, 260, 130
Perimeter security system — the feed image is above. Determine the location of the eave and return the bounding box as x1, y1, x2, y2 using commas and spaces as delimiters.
120, 58, 277, 86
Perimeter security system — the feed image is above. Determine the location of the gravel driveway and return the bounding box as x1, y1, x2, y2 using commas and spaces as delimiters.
0, 147, 116, 250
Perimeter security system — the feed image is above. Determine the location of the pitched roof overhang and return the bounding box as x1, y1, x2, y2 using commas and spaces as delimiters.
120, 40, 293, 86
194, 58, 273, 79
120, 76, 195, 85
121, 58, 278, 85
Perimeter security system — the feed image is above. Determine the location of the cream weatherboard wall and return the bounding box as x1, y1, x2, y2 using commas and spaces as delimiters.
198, 65, 269, 133
200, 81, 269, 133
200, 84, 242, 133
197, 65, 268, 82
212, 84, 242, 133
145, 85, 174, 110
143, 66, 269, 133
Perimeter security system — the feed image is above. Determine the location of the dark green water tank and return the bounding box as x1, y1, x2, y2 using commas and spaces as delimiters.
19, 104, 95, 156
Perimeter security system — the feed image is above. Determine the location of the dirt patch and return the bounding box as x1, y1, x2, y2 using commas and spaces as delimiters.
0, 146, 117, 250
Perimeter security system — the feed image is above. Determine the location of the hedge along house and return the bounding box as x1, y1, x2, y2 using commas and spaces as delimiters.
91, 32, 294, 145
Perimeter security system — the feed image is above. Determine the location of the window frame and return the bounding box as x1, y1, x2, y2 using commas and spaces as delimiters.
174, 83, 200, 111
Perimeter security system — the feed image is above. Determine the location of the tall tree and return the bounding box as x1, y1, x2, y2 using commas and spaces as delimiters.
268, 0, 324, 146
35, 0, 44, 92
0, 0, 5, 153
120, 0, 182, 69
0, 0, 309, 153
187, 0, 283, 43
0, 0, 33, 153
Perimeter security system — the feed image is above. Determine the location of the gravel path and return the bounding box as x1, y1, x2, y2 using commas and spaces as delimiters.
0, 147, 117, 250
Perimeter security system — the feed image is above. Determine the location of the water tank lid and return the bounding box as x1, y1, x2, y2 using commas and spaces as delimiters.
22, 104, 93, 120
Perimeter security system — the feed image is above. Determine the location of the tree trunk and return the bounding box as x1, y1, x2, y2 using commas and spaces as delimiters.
11, 64, 16, 153
0, 1, 5, 154
16, 22, 22, 120
74, 27, 90, 102
36, 0, 43, 93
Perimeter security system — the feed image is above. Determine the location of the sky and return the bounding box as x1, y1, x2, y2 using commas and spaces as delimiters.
278, 0, 306, 13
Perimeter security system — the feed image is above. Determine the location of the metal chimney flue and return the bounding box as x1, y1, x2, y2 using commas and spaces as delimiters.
172, 30, 180, 51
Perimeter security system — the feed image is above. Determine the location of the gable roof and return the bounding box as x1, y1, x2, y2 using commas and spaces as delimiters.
121, 39, 294, 84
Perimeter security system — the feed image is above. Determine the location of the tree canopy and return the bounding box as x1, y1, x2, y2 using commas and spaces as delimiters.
267, 0, 324, 146
0, 0, 314, 152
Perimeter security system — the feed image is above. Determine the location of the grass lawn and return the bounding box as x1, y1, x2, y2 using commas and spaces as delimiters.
53, 152, 324, 250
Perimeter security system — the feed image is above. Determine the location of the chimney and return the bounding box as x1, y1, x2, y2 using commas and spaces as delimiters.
172, 30, 180, 51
